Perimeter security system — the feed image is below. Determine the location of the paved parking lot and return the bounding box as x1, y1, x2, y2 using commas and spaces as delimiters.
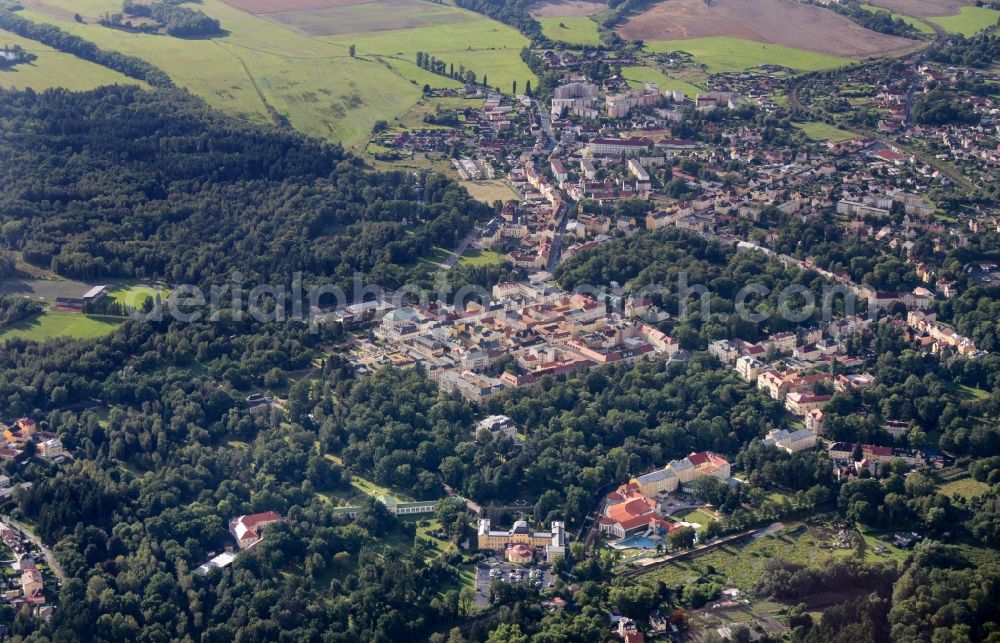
473, 558, 555, 605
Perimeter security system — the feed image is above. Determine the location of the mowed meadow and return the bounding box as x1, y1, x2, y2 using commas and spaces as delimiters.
14, 0, 536, 147
0, 26, 145, 91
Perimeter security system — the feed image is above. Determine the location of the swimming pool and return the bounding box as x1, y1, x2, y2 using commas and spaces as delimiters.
616, 536, 657, 549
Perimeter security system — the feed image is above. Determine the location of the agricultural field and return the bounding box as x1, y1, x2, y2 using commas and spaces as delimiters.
928, 6, 1000, 35
326, 19, 537, 97
0, 310, 121, 343
793, 121, 858, 141
868, 0, 976, 17
643, 37, 852, 73
638, 524, 856, 592
620, 64, 703, 98
859, 4, 936, 35
15, 0, 531, 147
617, 0, 920, 58
528, 0, 605, 16
537, 16, 603, 46
0, 27, 144, 91
259, 0, 478, 37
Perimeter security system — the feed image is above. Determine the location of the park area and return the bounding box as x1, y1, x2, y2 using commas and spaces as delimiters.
636, 523, 856, 592
618, 0, 920, 58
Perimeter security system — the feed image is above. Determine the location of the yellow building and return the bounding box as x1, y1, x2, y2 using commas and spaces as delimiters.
477, 519, 565, 561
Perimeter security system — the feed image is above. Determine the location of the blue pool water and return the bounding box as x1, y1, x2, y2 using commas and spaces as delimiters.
617, 536, 657, 549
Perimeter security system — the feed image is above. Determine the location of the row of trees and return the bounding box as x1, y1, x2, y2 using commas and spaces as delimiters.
415, 51, 487, 87
0, 7, 173, 86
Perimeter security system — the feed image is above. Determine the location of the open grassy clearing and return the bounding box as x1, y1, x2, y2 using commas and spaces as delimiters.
0, 310, 122, 343
620, 64, 703, 97
0, 26, 144, 91
637, 524, 855, 592
537, 16, 602, 46
458, 248, 506, 266
793, 121, 858, 141
859, 3, 936, 35
856, 527, 910, 563
643, 37, 852, 73
263, 0, 477, 36
938, 476, 990, 500
929, 6, 1000, 34
326, 19, 537, 97
459, 179, 519, 204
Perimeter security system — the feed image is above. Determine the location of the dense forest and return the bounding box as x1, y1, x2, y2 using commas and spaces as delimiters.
0, 86, 488, 289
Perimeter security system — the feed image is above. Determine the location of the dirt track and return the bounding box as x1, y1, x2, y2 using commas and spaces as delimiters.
617, 0, 920, 58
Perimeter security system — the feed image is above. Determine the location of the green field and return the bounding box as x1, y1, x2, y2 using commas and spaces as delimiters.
459, 179, 519, 204
938, 477, 990, 500
929, 6, 1000, 36
327, 19, 537, 97
621, 65, 703, 99
643, 37, 852, 73
458, 248, 506, 266
109, 284, 169, 308
793, 121, 858, 142
637, 524, 855, 592
0, 310, 122, 342
673, 507, 721, 527
859, 4, 935, 36
537, 16, 603, 46
16, 0, 536, 147
0, 27, 144, 91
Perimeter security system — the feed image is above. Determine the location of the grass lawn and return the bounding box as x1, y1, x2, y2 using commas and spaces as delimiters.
322, 453, 413, 503
672, 507, 720, 527
856, 527, 910, 564
938, 477, 989, 501
620, 64, 703, 98
459, 248, 506, 267
108, 284, 169, 308
459, 179, 519, 204
643, 37, 852, 73
0, 27, 144, 91
929, 6, 1000, 36
859, 4, 935, 36
537, 16, 603, 46
0, 310, 121, 342
638, 524, 854, 592
793, 121, 857, 142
